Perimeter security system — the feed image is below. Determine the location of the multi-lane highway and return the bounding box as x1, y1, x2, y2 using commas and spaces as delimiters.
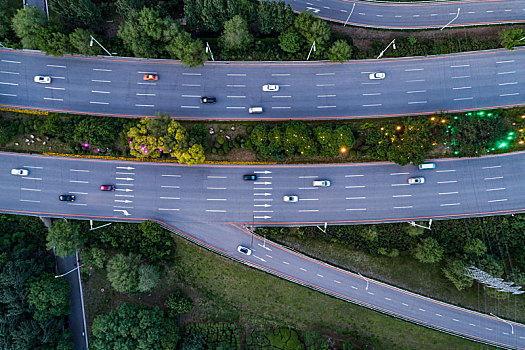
1, 151, 525, 349
279, 0, 525, 29
1, 48, 524, 121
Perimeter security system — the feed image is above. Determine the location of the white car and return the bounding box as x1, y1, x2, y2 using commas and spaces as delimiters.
408, 177, 425, 185
237, 245, 252, 255
312, 180, 331, 187
369, 72, 386, 80
11, 168, 29, 176
34, 75, 51, 84
262, 84, 279, 92
283, 195, 298, 202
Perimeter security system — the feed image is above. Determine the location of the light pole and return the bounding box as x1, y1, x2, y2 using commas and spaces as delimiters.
407, 219, 432, 230
206, 42, 214, 62
306, 41, 316, 61
357, 272, 369, 291
90, 220, 112, 231
490, 313, 514, 334
89, 35, 113, 56
377, 39, 396, 59
343, 3, 356, 27
440, 8, 460, 31
54, 264, 84, 278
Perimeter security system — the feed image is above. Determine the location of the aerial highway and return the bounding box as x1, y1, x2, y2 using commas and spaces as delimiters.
277, 0, 525, 29
1, 151, 525, 348
1, 47, 525, 121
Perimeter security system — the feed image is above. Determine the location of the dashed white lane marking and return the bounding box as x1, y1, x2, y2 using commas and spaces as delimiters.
299, 209, 319, 213
484, 176, 503, 180
69, 180, 88, 183
436, 169, 456, 173
467, 11, 475, 14
21, 188, 41, 192
430, 13, 438, 16
498, 82, 518, 86
367, 291, 375, 295
406, 90, 426, 94
182, 83, 200, 87
402, 303, 409, 306
161, 185, 180, 189
93, 68, 112, 72
299, 198, 319, 201
316, 72, 335, 76
135, 104, 154, 107
207, 198, 227, 201
317, 105, 336, 109
226, 106, 246, 109
363, 104, 382, 107
486, 188, 505, 191
90, 101, 109, 105
317, 94, 336, 98
345, 174, 364, 177
452, 75, 470, 79
345, 185, 365, 188
272, 95, 291, 98
453, 86, 471, 90
413, 14, 419, 17
205, 210, 227, 213
137, 71, 157, 74
385, 297, 391, 301
405, 79, 425, 83
226, 84, 245, 87
0, 93, 16, 97
316, 84, 335, 87
92, 79, 110, 83
391, 183, 409, 187
317, 274, 324, 277
45, 86, 65, 90
24, 166, 43, 169
362, 93, 381, 96
299, 175, 316, 178
351, 286, 358, 289
488, 199, 508, 203
408, 101, 427, 104
439, 192, 459, 195
283, 261, 290, 265
486, 10, 494, 12
496, 60, 515, 64
47, 64, 66, 68
115, 194, 134, 198
486, 328, 493, 331
300, 268, 307, 271
227, 73, 246, 76
419, 308, 426, 312
482, 165, 501, 169
437, 180, 457, 184
180, 105, 200, 109
498, 71, 515, 75
500, 93, 519, 97
266, 255, 272, 258
454, 97, 474, 101
70, 169, 89, 172
69, 203, 87, 206
227, 95, 246, 98
20, 199, 40, 203
469, 323, 476, 327
346, 208, 367, 211
334, 280, 341, 283
503, 332, 510, 335
452, 318, 459, 322
1, 60, 21, 63
272, 73, 290, 76
346, 197, 366, 200
392, 194, 412, 198
0, 71, 19, 74
207, 176, 226, 179
504, 9, 512, 12
92, 90, 110, 94
405, 68, 424, 72
70, 192, 88, 195
436, 313, 442, 317
182, 72, 201, 76
0, 82, 18, 86
182, 94, 200, 98
394, 206, 413, 209
158, 208, 180, 211
450, 64, 470, 68
44, 98, 63, 101
390, 172, 409, 175
440, 203, 460, 206
160, 197, 180, 200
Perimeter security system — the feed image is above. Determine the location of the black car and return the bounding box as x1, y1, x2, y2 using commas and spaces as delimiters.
243, 174, 257, 181
200, 96, 216, 104
59, 195, 76, 202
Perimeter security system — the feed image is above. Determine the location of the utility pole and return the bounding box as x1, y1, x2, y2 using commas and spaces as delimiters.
306, 41, 316, 61
357, 272, 369, 291
440, 8, 460, 31
89, 35, 113, 56
490, 313, 514, 334
89, 220, 112, 231
55, 264, 84, 278
206, 42, 214, 61
377, 39, 396, 59
407, 219, 432, 230
343, 3, 356, 27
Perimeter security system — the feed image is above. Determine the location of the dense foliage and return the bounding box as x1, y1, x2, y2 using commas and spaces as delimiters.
165, 289, 194, 315
106, 252, 162, 293
46, 218, 88, 257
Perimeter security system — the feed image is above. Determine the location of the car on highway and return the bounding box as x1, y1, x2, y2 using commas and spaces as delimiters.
283, 195, 299, 202
369, 72, 386, 80
243, 174, 257, 181
419, 163, 436, 170
100, 185, 115, 191
59, 195, 76, 202
237, 245, 252, 255
34, 75, 51, 84
11, 168, 29, 176
262, 84, 279, 92
312, 180, 331, 187
248, 107, 263, 114
201, 96, 216, 104
408, 177, 425, 185
143, 74, 158, 81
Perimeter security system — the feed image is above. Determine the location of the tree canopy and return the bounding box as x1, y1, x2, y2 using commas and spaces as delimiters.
46, 219, 87, 257
27, 273, 70, 321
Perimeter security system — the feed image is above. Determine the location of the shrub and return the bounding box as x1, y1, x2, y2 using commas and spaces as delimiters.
165, 289, 194, 315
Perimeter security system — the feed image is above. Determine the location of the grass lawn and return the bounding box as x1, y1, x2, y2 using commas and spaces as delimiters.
271, 232, 525, 324
83, 234, 495, 349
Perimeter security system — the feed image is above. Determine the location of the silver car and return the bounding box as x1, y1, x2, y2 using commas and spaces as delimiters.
408, 177, 425, 185
369, 72, 386, 80
237, 245, 252, 255
262, 84, 279, 92
11, 168, 29, 176
34, 75, 51, 84
283, 195, 299, 202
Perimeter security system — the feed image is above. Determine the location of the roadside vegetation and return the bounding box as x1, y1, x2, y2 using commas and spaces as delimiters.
1, 0, 524, 65
1, 106, 525, 166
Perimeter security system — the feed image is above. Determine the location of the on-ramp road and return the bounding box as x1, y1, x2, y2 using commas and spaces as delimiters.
1, 151, 525, 348
276, 0, 525, 29
1, 48, 524, 120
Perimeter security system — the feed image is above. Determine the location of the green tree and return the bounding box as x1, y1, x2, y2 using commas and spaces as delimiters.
294, 12, 330, 52
27, 273, 70, 321
37, 25, 72, 56
165, 289, 194, 316
412, 237, 443, 263
73, 117, 120, 149
137, 221, 176, 261
328, 40, 352, 63
137, 264, 162, 293
91, 303, 167, 350
46, 219, 87, 257
0, 0, 15, 40
257, 1, 293, 35
106, 253, 142, 293
273, 1, 295, 33
115, 0, 146, 20
278, 28, 303, 53
498, 28, 525, 50
40, 114, 64, 137
49, 0, 101, 28
464, 238, 487, 256
181, 333, 207, 350
12, 7, 47, 49
442, 259, 474, 291
220, 15, 253, 53
81, 247, 107, 269
69, 28, 102, 55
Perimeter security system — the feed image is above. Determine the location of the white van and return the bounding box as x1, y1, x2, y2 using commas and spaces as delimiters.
248, 107, 263, 114
418, 163, 436, 170
313, 180, 331, 187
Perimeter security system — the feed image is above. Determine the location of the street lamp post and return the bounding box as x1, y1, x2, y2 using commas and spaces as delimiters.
343, 3, 356, 27
407, 219, 432, 230
377, 39, 396, 59
440, 8, 460, 31
490, 313, 514, 334
89, 35, 113, 56
90, 220, 112, 231
306, 41, 316, 61
357, 272, 369, 291
54, 264, 84, 278
206, 42, 214, 61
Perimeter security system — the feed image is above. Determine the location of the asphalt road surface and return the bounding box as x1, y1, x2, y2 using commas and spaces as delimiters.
277, 0, 525, 29
1, 48, 525, 121
1, 151, 525, 349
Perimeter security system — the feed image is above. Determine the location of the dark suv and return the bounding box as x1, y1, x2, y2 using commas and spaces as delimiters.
243, 174, 257, 181
201, 96, 216, 104
59, 195, 76, 202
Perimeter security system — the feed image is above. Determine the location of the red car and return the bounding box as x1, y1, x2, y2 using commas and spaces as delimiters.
100, 185, 115, 191
143, 74, 158, 81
